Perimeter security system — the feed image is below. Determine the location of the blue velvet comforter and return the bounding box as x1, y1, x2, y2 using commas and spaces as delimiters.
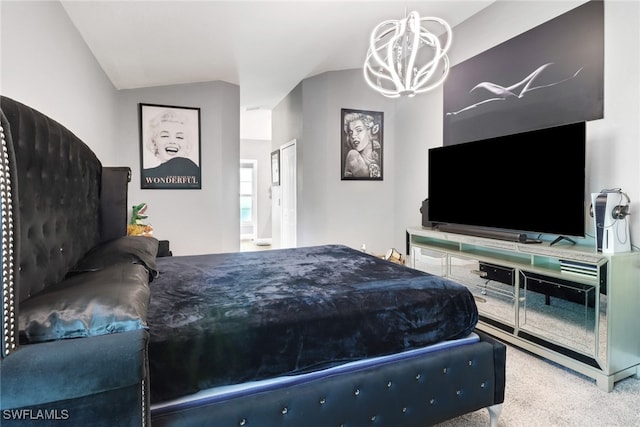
147, 245, 478, 403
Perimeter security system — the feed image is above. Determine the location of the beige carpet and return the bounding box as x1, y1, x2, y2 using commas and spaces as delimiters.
435, 344, 640, 427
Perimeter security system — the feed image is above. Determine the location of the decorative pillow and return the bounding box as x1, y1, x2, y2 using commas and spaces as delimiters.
70, 235, 159, 280
19, 263, 151, 343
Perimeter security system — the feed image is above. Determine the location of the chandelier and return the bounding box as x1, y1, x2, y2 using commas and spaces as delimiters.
363, 11, 452, 98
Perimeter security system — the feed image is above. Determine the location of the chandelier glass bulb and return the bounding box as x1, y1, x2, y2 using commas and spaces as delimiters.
363, 11, 452, 98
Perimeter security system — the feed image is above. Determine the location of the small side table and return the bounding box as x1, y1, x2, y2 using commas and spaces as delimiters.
157, 240, 172, 257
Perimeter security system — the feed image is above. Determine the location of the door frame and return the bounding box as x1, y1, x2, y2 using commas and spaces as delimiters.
273, 139, 297, 248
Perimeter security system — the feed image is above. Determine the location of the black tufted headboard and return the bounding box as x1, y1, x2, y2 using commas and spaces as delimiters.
0, 97, 103, 303
1, 96, 131, 358
1, 102, 18, 357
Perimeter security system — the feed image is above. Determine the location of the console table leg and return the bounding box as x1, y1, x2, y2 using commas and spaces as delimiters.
596, 375, 614, 392
487, 403, 503, 427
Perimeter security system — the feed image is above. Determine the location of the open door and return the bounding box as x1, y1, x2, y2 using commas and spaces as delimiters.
279, 140, 297, 248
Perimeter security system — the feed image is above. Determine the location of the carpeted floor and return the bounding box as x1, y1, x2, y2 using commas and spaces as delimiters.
435, 344, 640, 427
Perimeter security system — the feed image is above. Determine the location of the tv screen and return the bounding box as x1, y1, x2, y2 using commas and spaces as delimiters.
428, 122, 586, 238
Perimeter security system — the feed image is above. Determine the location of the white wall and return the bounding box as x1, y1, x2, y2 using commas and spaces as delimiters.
117, 82, 240, 256
273, 73, 398, 254
240, 109, 271, 140
1, 1, 242, 257
395, 0, 640, 246
589, 0, 640, 242
0, 0, 118, 164
4, 0, 639, 255
299, 70, 397, 255
392, 93, 444, 252
273, 0, 640, 253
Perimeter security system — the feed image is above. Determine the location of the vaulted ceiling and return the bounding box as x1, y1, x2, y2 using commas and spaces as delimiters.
61, 1, 494, 110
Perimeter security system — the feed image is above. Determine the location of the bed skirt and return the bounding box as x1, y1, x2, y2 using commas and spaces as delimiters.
151, 331, 506, 427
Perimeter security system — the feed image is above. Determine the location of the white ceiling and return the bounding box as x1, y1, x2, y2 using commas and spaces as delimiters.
61, 0, 495, 110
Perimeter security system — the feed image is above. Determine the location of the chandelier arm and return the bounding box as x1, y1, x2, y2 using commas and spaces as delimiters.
364, 71, 401, 97
368, 22, 399, 74
366, 24, 406, 92
363, 55, 401, 97
414, 63, 449, 92
364, 61, 397, 87
413, 19, 452, 90
403, 11, 422, 90
410, 32, 440, 85
414, 75, 449, 94
365, 65, 395, 84
363, 70, 401, 98
363, 11, 452, 97
420, 17, 453, 53
414, 57, 451, 93
364, 38, 402, 86
385, 20, 409, 91
412, 34, 444, 88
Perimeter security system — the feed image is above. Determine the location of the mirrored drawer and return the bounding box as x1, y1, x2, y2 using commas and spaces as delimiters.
519, 271, 603, 360
448, 255, 517, 326
411, 246, 447, 276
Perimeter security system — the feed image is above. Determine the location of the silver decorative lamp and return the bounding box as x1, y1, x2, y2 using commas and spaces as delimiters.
364, 11, 452, 98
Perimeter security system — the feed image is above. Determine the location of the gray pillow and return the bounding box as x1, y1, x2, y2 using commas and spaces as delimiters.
70, 235, 159, 280
20, 263, 151, 343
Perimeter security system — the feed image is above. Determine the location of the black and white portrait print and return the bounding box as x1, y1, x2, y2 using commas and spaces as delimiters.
139, 103, 202, 189
341, 108, 384, 181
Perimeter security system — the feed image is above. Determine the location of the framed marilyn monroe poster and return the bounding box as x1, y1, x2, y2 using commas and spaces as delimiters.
341, 108, 383, 181
139, 103, 202, 189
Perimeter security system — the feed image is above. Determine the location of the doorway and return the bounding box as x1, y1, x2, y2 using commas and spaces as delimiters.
279, 140, 297, 248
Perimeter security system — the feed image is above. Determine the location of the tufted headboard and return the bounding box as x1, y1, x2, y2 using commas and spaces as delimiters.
0, 96, 129, 357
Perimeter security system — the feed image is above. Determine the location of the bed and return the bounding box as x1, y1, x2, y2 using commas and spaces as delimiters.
148, 244, 506, 426
0, 95, 504, 427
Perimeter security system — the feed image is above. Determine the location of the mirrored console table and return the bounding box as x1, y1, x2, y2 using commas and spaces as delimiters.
406, 226, 640, 391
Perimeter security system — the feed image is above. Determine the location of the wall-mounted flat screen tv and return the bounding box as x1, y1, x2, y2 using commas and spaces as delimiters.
428, 122, 586, 238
